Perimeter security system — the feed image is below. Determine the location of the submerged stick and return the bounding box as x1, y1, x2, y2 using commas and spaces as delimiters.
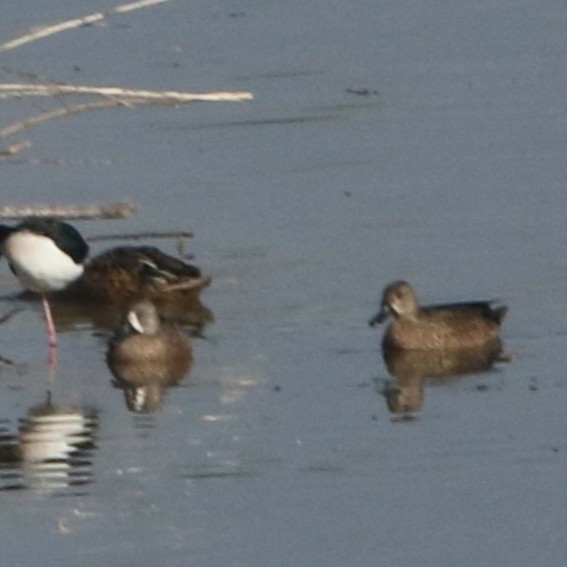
0, 140, 31, 156
89, 230, 194, 241
89, 230, 196, 258
0, 89, 252, 138
0, 355, 16, 366
0, 101, 119, 139
0, 308, 22, 365
0, 0, 178, 54
0, 83, 253, 103
0, 201, 138, 220
0, 308, 22, 325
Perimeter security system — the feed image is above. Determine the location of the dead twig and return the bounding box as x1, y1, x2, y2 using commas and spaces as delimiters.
0, 83, 253, 103
0, 101, 120, 139
0, 355, 16, 366
89, 230, 193, 241
0, 90, 252, 139
0, 140, 31, 157
176, 234, 191, 258
0, 201, 138, 220
0, 309, 22, 366
0, 1, 253, 146
0, 308, 23, 325
0, 0, 179, 54
89, 231, 195, 258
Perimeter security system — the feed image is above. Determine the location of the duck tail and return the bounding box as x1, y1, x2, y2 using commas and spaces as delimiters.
491, 303, 508, 324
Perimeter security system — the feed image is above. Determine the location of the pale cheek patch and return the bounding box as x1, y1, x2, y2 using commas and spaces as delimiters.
127, 311, 145, 334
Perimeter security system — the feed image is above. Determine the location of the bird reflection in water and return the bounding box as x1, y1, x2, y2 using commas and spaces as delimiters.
380, 340, 511, 417
0, 394, 98, 492
107, 300, 193, 413
48, 287, 214, 335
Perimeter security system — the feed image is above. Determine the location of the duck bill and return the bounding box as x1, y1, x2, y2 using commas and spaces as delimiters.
368, 305, 390, 327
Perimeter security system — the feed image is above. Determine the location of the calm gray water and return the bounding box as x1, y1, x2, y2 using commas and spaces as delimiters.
1, 1, 567, 565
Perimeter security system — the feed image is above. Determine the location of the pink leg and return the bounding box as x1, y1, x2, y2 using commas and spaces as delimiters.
41, 294, 57, 367
41, 294, 58, 353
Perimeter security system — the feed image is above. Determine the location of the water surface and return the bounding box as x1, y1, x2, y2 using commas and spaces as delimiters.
1, 1, 567, 565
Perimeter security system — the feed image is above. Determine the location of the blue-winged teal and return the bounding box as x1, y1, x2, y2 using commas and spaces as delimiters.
66, 245, 211, 303
0, 218, 89, 353
107, 300, 192, 412
369, 280, 507, 350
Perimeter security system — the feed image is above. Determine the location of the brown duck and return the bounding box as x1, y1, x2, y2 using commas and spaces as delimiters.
66, 246, 211, 304
107, 300, 192, 412
369, 280, 507, 350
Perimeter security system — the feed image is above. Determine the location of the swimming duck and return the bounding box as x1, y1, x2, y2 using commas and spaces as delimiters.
107, 300, 192, 412
369, 280, 507, 350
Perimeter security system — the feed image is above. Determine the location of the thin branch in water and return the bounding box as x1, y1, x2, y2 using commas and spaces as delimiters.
0, 0, 179, 54
0, 101, 121, 139
0, 201, 138, 220
0, 308, 23, 366
0, 355, 16, 366
89, 231, 196, 259
0, 140, 31, 157
176, 234, 193, 258
0, 90, 252, 139
89, 230, 194, 242
0, 83, 253, 103
0, 308, 23, 325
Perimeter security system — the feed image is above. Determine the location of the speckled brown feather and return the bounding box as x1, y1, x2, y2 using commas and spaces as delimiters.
66, 246, 211, 303
384, 307, 506, 349
371, 281, 508, 350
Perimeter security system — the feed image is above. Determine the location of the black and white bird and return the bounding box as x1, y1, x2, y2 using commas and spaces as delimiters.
0, 217, 89, 358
